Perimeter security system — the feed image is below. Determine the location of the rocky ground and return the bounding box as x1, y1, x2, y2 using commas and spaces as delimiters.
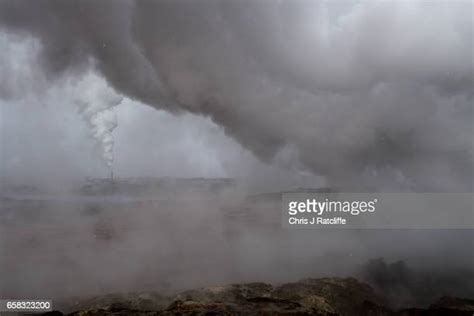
42, 277, 474, 316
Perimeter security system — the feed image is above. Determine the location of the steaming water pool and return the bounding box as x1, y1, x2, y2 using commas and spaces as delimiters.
1, 182, 473, 305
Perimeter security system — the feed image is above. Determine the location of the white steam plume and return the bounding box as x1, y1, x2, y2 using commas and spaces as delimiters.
75, 78, 123, 171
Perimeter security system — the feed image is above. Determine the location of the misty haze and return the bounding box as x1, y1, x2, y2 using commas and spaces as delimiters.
0, 1, 473, 315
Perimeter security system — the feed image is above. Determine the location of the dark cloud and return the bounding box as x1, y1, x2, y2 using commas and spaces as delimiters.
0, 0, 472, 191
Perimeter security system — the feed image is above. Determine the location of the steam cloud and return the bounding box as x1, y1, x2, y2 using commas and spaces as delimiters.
0, 0, 472, 191
75, 78, 123, 170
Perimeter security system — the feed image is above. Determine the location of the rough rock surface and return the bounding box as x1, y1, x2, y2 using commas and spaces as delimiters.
429, 296, 474, 312
44, 278, 474, 316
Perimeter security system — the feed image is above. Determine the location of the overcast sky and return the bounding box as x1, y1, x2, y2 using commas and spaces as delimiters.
0, 0, 472, 191
0, 45, 319, 190
0, 64, 290, 185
